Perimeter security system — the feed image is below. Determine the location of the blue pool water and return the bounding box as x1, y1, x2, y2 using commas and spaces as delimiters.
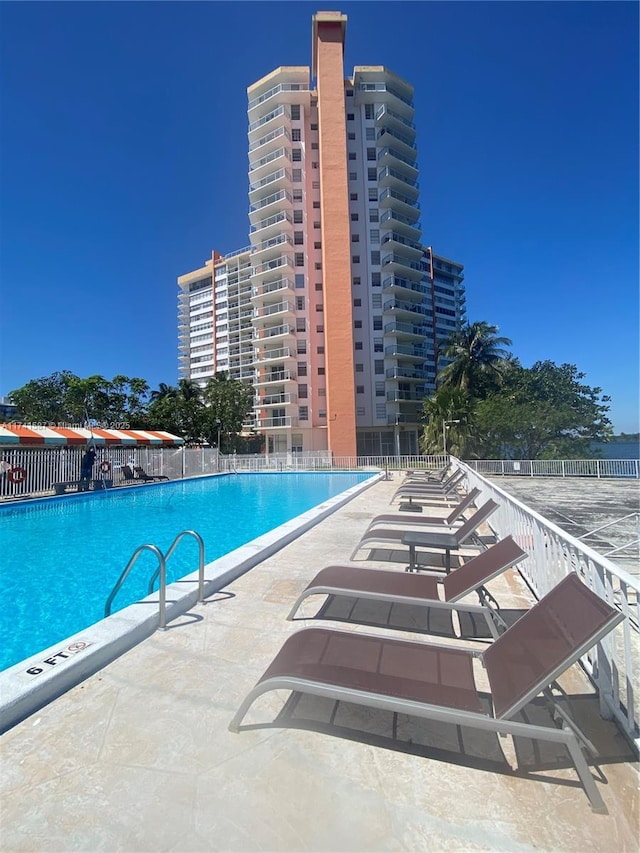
0, 472, 372, 671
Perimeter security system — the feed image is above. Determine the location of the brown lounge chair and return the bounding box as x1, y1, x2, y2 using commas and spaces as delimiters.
351, 499, 499, 570
392, 469, 466, 503
367, 487, 480, 530
287, 535, 527, 638
230, 573, 624, 813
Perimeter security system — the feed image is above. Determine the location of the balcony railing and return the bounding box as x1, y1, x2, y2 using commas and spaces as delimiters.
385, 344, 427, 359
258, 415, 298, 428
249, 189, 292, 213
382, 253, 422, 272
248, 126, 291, 153
248, 82, 309, 112
249, 147, 290, 172
252, 255, 293, 276
382, 276, 427, 295
386, 367, 429, 380
383, 298, 429, 316
378, 188, 420, 211
358, 82, 414, 108
253, 300, 294, 319
250, 210, 293, 234
248, 105, 289, 134
249, 168, 292, 193
253, 347, 293, 362
251, 278, 295, 298
376, 126, 416, 150
375, 104, 416, 131
381, 232, 423, 252
378, 166, 419, 190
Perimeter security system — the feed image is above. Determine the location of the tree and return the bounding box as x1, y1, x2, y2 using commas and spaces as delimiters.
473, 361, 613, 459
201, 373, 255, 451
420, 386, 475, 456
437, 322, 512, 396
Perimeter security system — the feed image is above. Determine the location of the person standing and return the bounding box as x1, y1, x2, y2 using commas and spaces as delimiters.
79, 447, 96, 491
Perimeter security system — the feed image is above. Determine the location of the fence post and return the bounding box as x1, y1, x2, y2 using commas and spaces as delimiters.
597, 459, 601, 479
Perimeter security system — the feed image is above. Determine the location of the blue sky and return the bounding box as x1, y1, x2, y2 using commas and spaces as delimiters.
1, 1, 638, 432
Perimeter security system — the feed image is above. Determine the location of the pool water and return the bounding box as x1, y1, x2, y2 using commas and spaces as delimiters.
0, 472, 372, 670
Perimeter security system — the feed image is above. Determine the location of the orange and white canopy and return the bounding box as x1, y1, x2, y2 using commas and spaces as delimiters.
0, 424, 184, 447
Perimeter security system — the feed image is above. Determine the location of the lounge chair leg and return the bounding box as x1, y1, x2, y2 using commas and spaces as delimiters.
563, 728, 607, 814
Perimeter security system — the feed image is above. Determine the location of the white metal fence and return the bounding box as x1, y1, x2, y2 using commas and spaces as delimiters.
468, 458, 639, 479
453, 457, 639, 749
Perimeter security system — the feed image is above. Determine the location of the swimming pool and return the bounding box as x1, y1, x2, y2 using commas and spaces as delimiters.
0, 472, 373, 671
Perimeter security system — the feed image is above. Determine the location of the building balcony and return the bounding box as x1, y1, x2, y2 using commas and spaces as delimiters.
375, 104, 417, 138
385, 343, 427, 361
386, 389, 426, 402
252, 300, 296, 326
381, 253, 424, 280
248, 125, 291, 156
378, 167, 419, 199
251, 277, 296, 301
379, 209, 421, 241
248, 147, 291, 181
256, 414, 299, 429
376, 148, 418, 180
247, 105, 291, 142
378, 188, 420, 222
387, 412, 421, 425
251, 254, 294, 281
382, 275, 427, 297
254, 323, 296, 344
255, 392, 298, 407
248, 82, 310, 114
249, 168, 292, 201
254, 369, 296, 386
251, 233, 294, 263
383, 320, 426, 340
357, 81, 414, 113
383, 298, 430, 320
375, 125, 417, 156
249, 190, 293, 222
250, 211, 294, 240
253, 346, 296, 364
381, 232, 423, 258
385, 366, 429, 382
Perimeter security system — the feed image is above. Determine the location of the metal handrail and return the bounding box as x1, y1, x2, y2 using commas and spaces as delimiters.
147, 530, 205, 605
104, 544, 166, 620
104, 530, 205, 631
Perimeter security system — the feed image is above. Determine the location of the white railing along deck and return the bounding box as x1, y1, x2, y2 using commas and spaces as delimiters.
453, 457, 639, 750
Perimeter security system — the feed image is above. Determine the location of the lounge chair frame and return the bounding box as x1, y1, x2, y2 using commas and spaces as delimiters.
230, 574, 624, 813
287, 535, 526, 638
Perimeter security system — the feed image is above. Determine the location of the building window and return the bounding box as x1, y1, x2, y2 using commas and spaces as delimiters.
355, 363, 364, 373
296, 296, 305, 310
316, 324, 324, 333
299, 406, 308, 421
294, 231, 304, 245
352, 276, 361, 286
317, 346, 324, 354
316, 303, 323, 311
298, 361, 307, 376
349, 172, 357, 181
296, 318, 306, 332
291, 104, 301, 120
295, 274, 305, 289
372, 272, 381, 287
374, 337, 383, 352
292, 128, 301, 141
367, 147, 376, 161
314, 221, 321, 229
298, 384, 308, 399
314, 241, 322, 249
348, 132, 356, 140
365, 104, 374, 120
374, 359, 384, 374
293, 209, 303, 223
365, 127, 375, 140
371, 251, 380, 265
369, 209, 379, 222
297, 341, 307, 354
353, 298, 362, 307
351, 234, 359, 243
375, 382, 385, 397
312, 181, 320, 189
346, 90, 354, 97
312, 162, 319, 169
348, 152, 356, 160
314, 262, 322, 270
370, 229, 380, 244
347, 113, 354, 120
350, 193, 358, 201
311, 142, 319, 149
373, 317, 383, 330
318, 388, 326, 396
356, 385, 365, 394
356, 407, 365, 417
372, 294, 382, 308
368, 188, 377, 201
318, 367, 325, 375
355, 342, 363, 350
292, 169, 302, 182
351, 213, 359, 221
295, 253, 304, 266
313, 200, 320, 208
315, 282, 323, 291
368, 167, 376, 181
354, 320, 362, 329
292, 149, 302, 161
293, 189, 303, 201
310, 123, 318, 130
319, 410, 327, 418
352, 255, 360, 264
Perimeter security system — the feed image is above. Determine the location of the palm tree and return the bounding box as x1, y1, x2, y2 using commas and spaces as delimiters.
437, 322, 512, 396
420, 386, 475, 456
150, 382, 177, 402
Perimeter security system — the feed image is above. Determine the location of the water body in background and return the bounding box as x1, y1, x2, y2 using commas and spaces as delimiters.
591, 441, 640, 460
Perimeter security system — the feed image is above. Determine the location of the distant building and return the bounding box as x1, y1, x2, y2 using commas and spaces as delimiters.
0, 397, 18, 420
178, 11, 466, 457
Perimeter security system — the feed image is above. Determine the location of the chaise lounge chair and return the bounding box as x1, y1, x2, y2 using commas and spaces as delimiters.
392, 469, 465, 503
230, 572, 624, 812
351, 499, 499, 570
287, 535, 527, 638
133, 465, 169, 482
366, 487, 481, 530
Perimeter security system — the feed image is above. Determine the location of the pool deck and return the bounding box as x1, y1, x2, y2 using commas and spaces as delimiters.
1, 477, 639, 852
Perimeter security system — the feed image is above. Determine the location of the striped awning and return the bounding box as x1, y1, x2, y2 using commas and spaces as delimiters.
0, 424, 184, 447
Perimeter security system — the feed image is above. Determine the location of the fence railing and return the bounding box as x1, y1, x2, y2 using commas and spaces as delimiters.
453, 457, 639, 750
468, 458, 639, 479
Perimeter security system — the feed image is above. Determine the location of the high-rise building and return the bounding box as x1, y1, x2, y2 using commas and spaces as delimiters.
178, 11, 466, 457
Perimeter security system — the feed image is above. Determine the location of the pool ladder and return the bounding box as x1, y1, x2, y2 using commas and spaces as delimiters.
104, 530, 205, 630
